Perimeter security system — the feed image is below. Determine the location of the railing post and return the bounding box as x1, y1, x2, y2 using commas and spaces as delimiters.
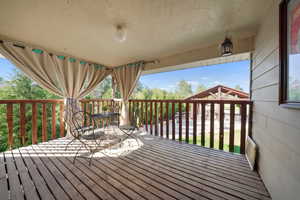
166, 102, 169, 139
60, 103, 65, 137
32, 103, 38, 144
248, 103, 253, 138
6, 103, 13, 149
240, 103, 247, 154
154, 101, 158, 136
150, 101, 153, 135
193, 102, 197, 144
172, 102, 175, 140
185, 102, 189, 143
229, 103, 235, 152
160, 101, 163, 137
178, 102, 182, 142
42, 103, 47, 142
219, 102, 224, 150
145, 102, 148, 131
210, 103, 215, 148
20, 103, 26, 145
51, 103, 57, 139
201, 103, 205, 146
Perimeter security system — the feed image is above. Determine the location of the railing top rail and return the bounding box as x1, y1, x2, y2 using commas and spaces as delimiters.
129, 99, 253, 104
79, 99, 115, 103
0, 99, 64, 104
0, 98, 253, 104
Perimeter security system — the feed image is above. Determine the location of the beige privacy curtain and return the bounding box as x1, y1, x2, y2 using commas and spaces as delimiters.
113, 61, 144, 125
0, 41, 110, 99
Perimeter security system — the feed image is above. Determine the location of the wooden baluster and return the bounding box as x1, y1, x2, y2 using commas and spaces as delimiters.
42, 103, 47, 142
92, 101, 95, 127
86, 102, 90, 126
150, 101, 153, 135
179, 102, 182, 142
172, 102, 175, 140
92, 101, 95, 115
185, 102, 189, 143
32, 103, 38, 144
154, 102, 158, 136
60, 103, 65, 137
145, 102, 148, 132
20, 103, 26, 145
210, 103, 215, 148
135, 102, 139, 126
166, 102, 169, 139
140, 102, 143, 127
81, 102, 85, 127
160, 101, 163, 137
240, 103, 247, 154
101, 101, 104, 127
219, 103, 224, 150
201, 103, 205, 146
129, 101, 132, 123
229, 103, 235, 152
51, 103, 56, 139
97, 101, 100, 114
6, 103, 13, 149
248, 103, 253, 138
193, 103, 197, 144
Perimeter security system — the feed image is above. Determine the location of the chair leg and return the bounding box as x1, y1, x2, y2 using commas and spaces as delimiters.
64, 138, 76, 151
73, 144, 83, 164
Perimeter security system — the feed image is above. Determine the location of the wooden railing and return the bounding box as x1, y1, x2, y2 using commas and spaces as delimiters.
129, 99, 253, 154
0, 98, 253, 154
0, 99, 65, 150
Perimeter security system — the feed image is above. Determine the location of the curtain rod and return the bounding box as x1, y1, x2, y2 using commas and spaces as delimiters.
144, 59, 160, 65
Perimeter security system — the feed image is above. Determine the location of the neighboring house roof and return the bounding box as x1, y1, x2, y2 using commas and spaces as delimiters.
185, 85, 249, 100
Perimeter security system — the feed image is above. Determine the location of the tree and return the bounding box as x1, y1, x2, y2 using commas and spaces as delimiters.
0, 70, 60, 151
175, 80, 193, 98
196, 84, 207, 93
235, 85, 244, 91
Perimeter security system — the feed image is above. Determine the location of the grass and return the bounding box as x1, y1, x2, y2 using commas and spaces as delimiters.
176, 131, 242, 153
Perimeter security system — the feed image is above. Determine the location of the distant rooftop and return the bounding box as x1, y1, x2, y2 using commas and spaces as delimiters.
185, 85, 249, 100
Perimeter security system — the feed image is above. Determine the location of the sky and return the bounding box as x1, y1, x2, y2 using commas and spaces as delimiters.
0, 57, 250, 92
140, 60, 250, 92
0, 58, 17, 80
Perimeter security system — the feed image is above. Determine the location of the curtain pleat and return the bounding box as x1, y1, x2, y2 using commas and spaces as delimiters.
0, 41, 110, 99
113, 62, 143, 125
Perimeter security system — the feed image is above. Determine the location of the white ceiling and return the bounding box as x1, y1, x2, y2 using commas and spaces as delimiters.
0, 0, 272, 67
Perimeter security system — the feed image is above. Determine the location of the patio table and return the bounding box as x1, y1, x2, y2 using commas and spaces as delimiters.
91, 112, 120, 129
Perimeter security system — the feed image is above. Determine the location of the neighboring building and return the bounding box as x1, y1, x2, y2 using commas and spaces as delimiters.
185, 85, 249, 100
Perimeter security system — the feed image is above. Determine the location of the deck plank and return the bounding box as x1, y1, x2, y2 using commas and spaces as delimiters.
3, 134, 271, 200
18, 147, 55, 200
130, 148, 270, 200
25, 146, 70, 200
0, 152, 9, 199
31, 144, 85, 200
11, 149, 40, 200
4, 151, 25, 200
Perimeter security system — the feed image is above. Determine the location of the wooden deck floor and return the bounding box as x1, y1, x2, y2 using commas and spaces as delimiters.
0, 134, 271, 200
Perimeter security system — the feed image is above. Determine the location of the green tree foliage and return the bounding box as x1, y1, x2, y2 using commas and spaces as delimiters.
0, 70, 60, 151
234, 85, 244, 91
196, 84, 207, 93
175, 80, 193, 98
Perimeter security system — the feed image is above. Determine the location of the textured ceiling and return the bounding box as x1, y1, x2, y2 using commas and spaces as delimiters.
0, 0, 272, 66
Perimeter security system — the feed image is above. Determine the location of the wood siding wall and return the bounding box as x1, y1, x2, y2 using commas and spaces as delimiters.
252, 0, 300, 199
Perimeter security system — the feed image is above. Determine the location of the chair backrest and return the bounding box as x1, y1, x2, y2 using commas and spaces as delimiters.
71, 111, 90, 137
64, 98, 85, 137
